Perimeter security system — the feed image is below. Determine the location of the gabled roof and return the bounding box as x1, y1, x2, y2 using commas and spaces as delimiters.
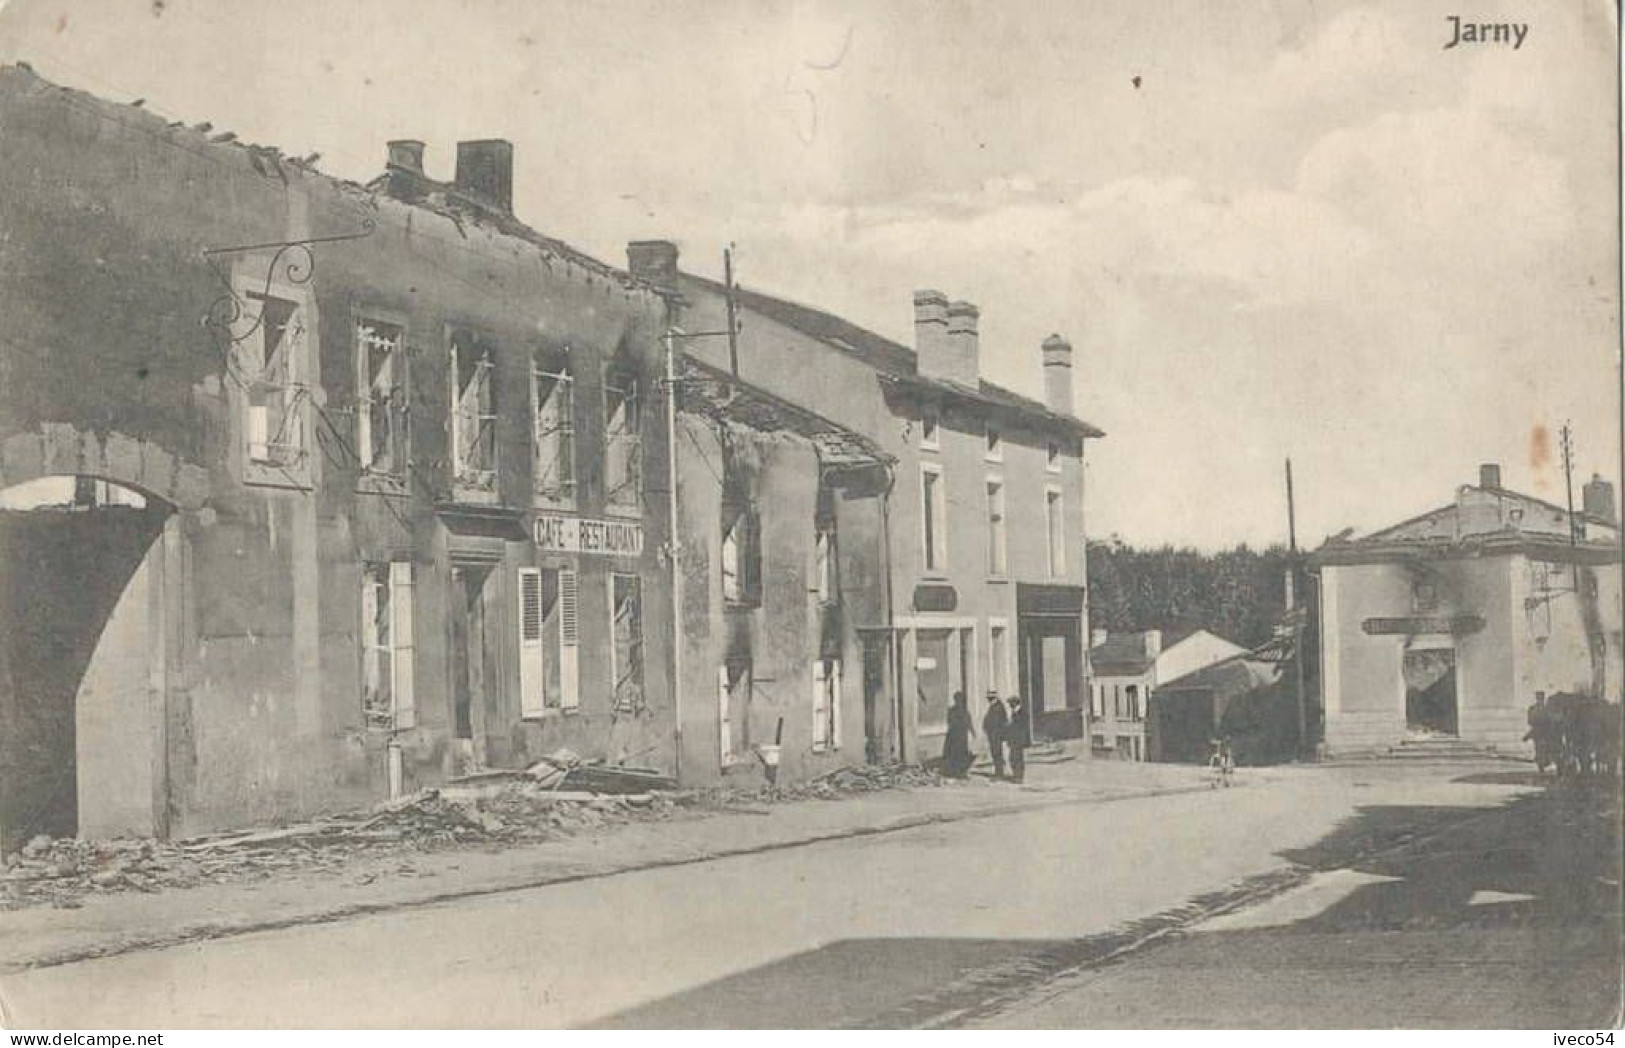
1313, 482, 1621, 567
1158, 654, 1279, 695
683, 274, 1105, 439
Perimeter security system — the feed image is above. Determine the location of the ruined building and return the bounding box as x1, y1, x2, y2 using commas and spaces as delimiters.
0, 65, 892, 847
1312, 463, 1623, 754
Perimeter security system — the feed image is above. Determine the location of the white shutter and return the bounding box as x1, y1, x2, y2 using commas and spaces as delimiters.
389, 561, 416, 729
812, 659, 830, 750
559, 568, 580, 710
518, 568, 546, 717
719, 664, 733, 764
831, 659, 843, 751
247, 404, 270, 462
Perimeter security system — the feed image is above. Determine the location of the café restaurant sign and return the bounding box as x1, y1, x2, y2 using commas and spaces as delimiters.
1361, 615, 1485, 636
534, 514, 644, 557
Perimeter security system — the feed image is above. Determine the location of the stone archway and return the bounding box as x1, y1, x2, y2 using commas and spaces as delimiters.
0, 424, 207, 850
0, 423, 209, 513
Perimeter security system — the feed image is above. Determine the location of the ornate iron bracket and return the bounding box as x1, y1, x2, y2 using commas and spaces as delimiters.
201, 219, 377, 349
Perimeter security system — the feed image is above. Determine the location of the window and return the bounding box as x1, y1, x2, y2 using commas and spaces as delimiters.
985, 425, 1002, 462
241, 291, 309, 474
1126, 684, 1141, 721
356, 319, 407, 477
721, 498, 763, 606
922, 464, 947, 574
719, 659, 752, 764
1047, 441, 1062, 473
361, 562, 416, 731
517, 566, 579, 717
1046, 486, 1066, 576
532, 364, 575, 504
1412, 580, 1439, 613
1113, 684, 1122, 718
986, 479, 1007, 576
989, 624, 1009, 698
451, 334, 497, 495
604, 372, 642, 512
1091, 733, 1108, 751
1090, 683, 1105, 719
919, 405, 940, 450
610, 574, 645, 715
814, 486, 839, 605
813, 657, 842, 751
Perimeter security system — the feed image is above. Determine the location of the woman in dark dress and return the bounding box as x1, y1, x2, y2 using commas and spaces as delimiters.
942, 691, 975, 778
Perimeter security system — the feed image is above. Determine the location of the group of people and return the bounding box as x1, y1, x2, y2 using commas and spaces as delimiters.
941, 690, 1032, 782
1525, 692, 1623, 779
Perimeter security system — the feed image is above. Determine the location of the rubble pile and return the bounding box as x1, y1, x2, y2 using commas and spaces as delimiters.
0, 755, 946, 911
735, 762, 948, 803
0, 774, 680, 911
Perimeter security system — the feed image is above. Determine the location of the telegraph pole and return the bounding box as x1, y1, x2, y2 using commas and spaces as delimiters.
1560, 422, 1578, 545
1285, 458, 1308, 758
723, 245, 741, 381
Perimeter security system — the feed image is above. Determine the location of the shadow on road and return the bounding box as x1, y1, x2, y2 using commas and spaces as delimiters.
594, 780, 1623, 1029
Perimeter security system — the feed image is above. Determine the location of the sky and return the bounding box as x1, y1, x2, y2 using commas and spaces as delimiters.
0, 0, 1619, 549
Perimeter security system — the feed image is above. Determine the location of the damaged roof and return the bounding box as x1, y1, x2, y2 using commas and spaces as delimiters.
1, 63, 660, 297
683, 274, 1105, 439
1313, 481, 1622, 567
678, 357, 892, 470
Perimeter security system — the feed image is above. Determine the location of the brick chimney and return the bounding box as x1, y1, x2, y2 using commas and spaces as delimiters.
385, 139, 426, 201
1583, 473, 1617, 526
626, 240, 680, 294
1043, 333, 1074, 416
913, 290, 952, 379
1090, 628, 1109, 649
1479, 463, 1502, 489
943, 300, 980, 386
1143, 629, 1162, 659
454, 139, 514, 213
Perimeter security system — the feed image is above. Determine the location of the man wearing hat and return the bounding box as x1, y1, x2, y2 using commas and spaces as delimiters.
981, 691, 1009, 780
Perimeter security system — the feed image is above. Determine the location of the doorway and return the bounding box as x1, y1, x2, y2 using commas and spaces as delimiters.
1403, 648, 1458, 735
449, 564, 496, 772
1017, 617, 1083, 740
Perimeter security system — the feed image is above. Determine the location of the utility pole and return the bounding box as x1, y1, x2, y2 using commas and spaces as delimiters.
723, 245, 741, 382
1285, 458, 1308, 758
1560, 422, 1578, 545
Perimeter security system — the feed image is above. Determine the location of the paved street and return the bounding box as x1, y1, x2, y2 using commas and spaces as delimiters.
4, 760, 1601, 1029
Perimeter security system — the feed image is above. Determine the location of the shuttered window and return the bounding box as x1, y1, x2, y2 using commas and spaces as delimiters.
519, 566, 577, 717
361, 561, 415, 730
241, 291, 309, 475
356, 319, 407, 476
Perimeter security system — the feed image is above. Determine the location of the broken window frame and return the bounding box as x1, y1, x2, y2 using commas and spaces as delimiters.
361, 561, 416, 731
610, 573, 645, 716
812, 656, 842, 752
355, 318, 409, 479
1047, 440, 1062, 474
722, 497, 763, 607
450, 334, 499, 496
604, 371, 642, 514
531, 362, 576, 506
985, 424, 1003, 462
238, 288, 312, 483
